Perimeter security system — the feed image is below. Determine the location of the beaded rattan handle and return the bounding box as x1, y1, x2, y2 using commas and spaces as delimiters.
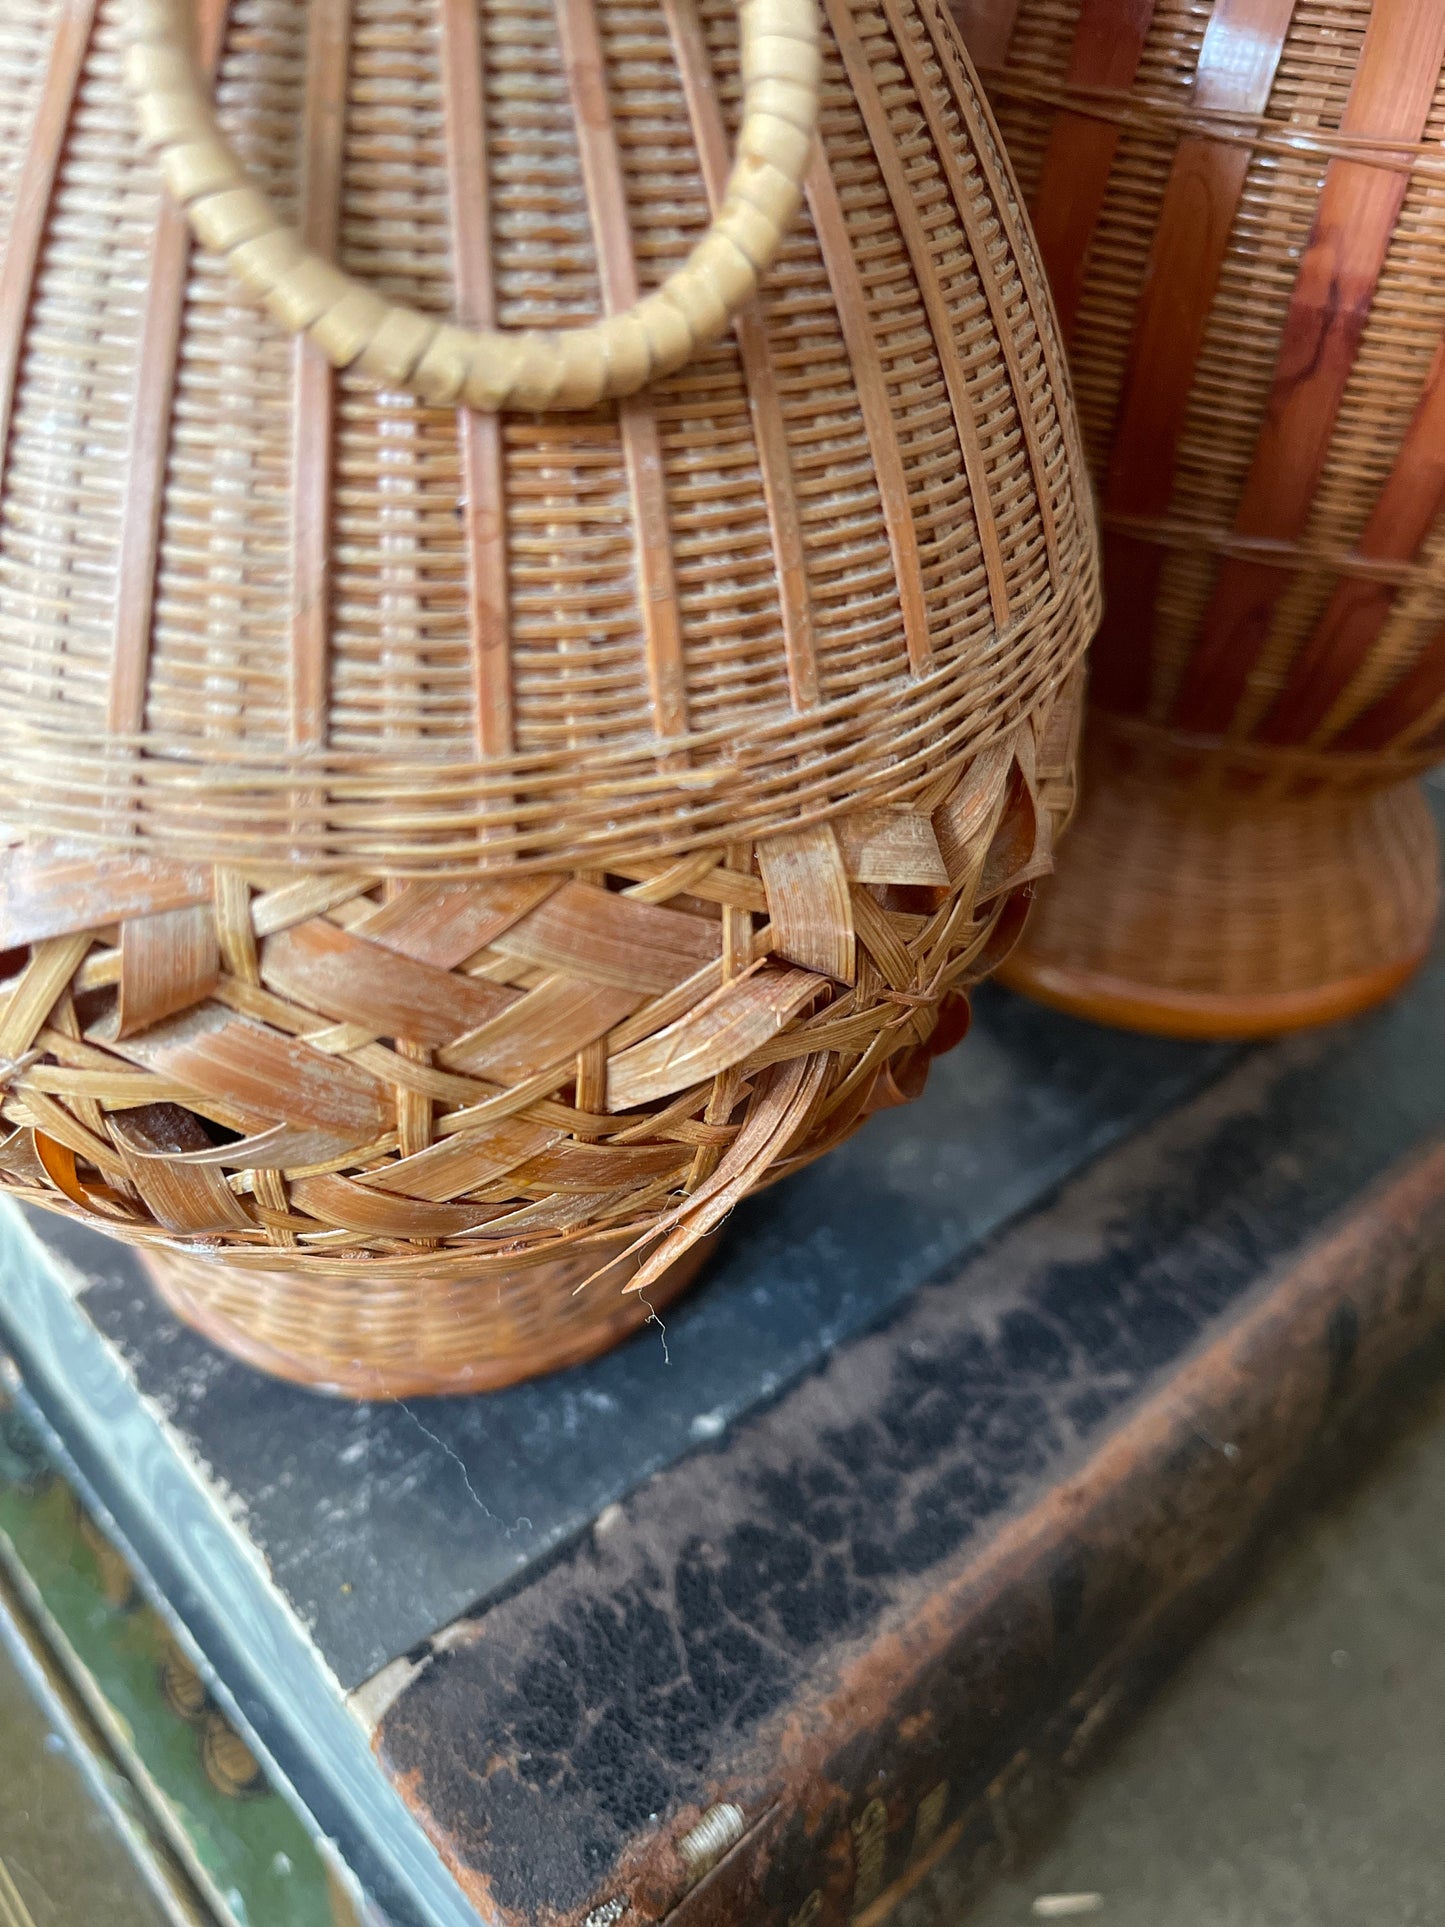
124, 0, 821, 411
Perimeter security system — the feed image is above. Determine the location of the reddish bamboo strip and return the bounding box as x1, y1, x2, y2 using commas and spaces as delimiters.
608, 967, 820, 1109
269, 0, 356, 1233
0, 848, 211, 948
439, 977, 643, 1083
805, 152, 933, 676
110, 1107, 255, 1235
1335, 625, 1445, 755
354, 876, 560, 968
924, 0, 1081, 559
0, 0, 95, 470
359, 1117, 562, 1201
490, 881, 722, 991
1259, 334, 1445, 745
290, 0, 353, 753
1087, 0, 1292, 713
103, 1004, 391, 1139
1026, 0, 1157, 345
954, 0, 1024, 68
757, 823, 856, 982
1103, 0, 1292, 523
1172, 0, 1445, 736
664, 0, 821, 709
882, 0, 1059, 582
262, 917, 517, 1045
118, 906, 221, 1040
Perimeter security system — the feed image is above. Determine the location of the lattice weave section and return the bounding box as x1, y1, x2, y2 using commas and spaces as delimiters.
0, 686, 1077, 1393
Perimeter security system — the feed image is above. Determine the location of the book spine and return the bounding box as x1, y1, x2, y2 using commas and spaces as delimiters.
662, 1144, 1445, 1927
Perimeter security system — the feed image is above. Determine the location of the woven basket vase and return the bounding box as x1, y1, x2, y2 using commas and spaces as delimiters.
0, 0, 1098, 1398
952, 0, 1445, 1039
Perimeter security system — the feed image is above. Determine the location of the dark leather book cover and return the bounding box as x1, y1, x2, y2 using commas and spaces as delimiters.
373, 952, 1445, 1925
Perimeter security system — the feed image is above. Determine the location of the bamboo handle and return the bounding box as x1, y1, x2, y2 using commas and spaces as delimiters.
123, 0, 821, 411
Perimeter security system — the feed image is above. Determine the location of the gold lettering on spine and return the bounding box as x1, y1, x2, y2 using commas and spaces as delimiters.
850, 1797, 889, 1916
912, 1780, 950, 1861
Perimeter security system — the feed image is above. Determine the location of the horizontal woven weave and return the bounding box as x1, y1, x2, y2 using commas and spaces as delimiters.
0, 674, 1081, 1390
1002, 716, 1439, 1038
0, 0, 1096, 874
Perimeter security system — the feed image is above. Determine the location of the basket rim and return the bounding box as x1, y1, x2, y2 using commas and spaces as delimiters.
0, 574, 1097, 877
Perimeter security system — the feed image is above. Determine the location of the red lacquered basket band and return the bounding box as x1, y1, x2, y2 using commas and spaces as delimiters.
954, 0, 1445, 1034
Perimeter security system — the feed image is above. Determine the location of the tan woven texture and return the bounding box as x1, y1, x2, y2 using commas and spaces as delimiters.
0, 684, 1081, 1394
953, 0, 1445, 1036
1006, 720, 1440, 1039
127, 0, 824, 410
0, 0, 1094, 873
146, 1231, 724, 1396
0, 0, 1097, 1392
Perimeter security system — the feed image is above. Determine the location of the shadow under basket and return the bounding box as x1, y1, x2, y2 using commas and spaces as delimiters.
144, 1237, 717, 1401
999, 733, 1441, 1040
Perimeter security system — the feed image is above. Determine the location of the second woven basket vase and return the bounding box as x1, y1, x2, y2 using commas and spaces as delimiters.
954, 0, 1445, 1038
0, 0, 1098, 1396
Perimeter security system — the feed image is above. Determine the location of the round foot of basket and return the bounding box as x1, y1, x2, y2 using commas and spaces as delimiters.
998, 753, 1440, 1041
145, 1235, 717, 1400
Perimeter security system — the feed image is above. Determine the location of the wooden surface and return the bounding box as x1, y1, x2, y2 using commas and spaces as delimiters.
374, 954, 1445, 1924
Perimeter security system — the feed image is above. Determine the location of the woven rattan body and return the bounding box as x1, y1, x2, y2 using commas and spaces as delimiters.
2, 0, 1092, 870
0, 0, 1097, 1392
954, 0, 1445, 1035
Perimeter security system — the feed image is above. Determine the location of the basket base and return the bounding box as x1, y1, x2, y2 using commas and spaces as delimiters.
998, 745, 1440, 1041
145, 1236, 716, 1400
